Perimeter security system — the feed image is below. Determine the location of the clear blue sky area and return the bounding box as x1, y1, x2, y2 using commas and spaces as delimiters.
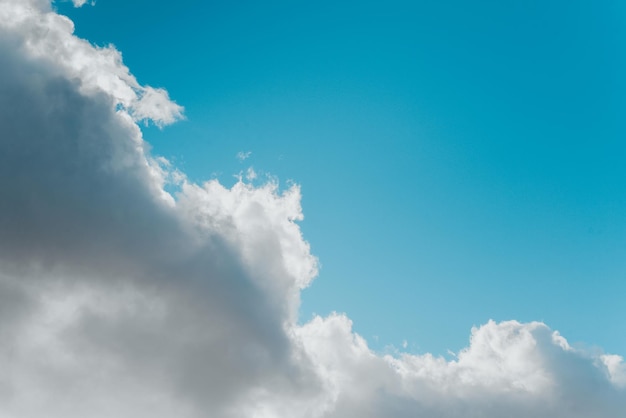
56, 0, 626, 355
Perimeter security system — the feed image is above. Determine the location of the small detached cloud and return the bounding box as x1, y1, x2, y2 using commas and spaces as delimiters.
237, 151, 252, 161
0, 1, 624, 417
71, 0, 93, 7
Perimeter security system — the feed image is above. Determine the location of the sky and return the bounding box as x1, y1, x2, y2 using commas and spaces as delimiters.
0, 0, 625, 417
53, 0, 626, 356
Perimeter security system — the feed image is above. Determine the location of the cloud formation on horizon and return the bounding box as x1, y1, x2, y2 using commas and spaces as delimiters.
0, 1, 624, 417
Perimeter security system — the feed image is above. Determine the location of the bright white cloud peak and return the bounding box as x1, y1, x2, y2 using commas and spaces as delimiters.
0, 1, 624, 417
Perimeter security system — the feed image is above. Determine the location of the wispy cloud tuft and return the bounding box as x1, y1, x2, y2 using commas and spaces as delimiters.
71, 0, 92, 7
236, 151, 252, 161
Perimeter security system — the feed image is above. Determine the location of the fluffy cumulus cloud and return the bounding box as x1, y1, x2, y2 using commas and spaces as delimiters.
0, 1, 624, 417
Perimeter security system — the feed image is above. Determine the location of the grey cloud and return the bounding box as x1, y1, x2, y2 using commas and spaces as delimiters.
0, 25, 317, 418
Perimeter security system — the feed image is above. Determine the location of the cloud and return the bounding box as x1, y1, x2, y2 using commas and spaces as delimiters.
295, 315, 626, 418
237, 151, 252, 161
0, 2, 316, 416
71, 0, 92, 7
0, 1, 624, 417
1, 0, 183, 126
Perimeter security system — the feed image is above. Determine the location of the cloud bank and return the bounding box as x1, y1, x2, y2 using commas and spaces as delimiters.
0, 1, 624, 417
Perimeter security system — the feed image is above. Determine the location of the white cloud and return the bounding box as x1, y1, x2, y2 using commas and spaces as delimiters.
71, 0, 91, 7
602, 354, 626, 388
0, 1, 624, 417
246, 167, 258, 181
294, 315, 626, 418
237, 151, 252, 161
0, 0, 182, 126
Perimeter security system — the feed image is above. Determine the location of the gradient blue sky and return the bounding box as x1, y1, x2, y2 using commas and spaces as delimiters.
57, 0, 626, 356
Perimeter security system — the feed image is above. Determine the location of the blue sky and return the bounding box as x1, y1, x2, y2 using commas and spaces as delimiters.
57, 0, 626, 356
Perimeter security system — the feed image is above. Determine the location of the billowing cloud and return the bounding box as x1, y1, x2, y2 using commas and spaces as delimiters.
1, 0, 182, 126
0, 1, 624, 417
296, 315, 626, 418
